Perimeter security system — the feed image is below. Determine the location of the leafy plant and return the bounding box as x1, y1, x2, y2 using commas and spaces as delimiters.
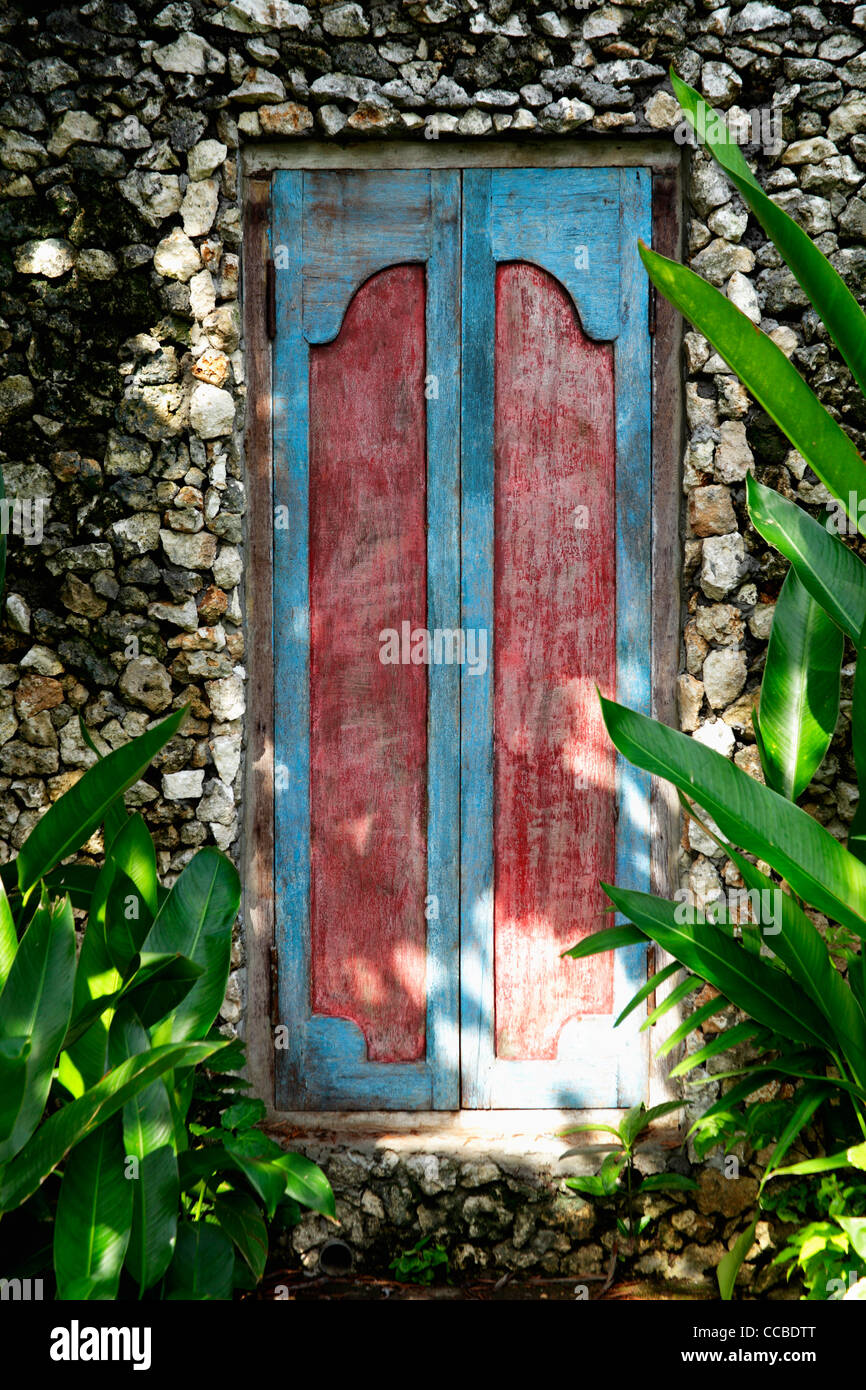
0, 708, 334, 1299
764, 1170, 866, 1299
560, 1102, 697, 1251
566, 69, 866, 1299
389, 1235, 449, 1286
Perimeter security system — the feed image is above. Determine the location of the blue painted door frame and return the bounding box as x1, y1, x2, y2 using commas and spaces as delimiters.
271, 166, 653, 1111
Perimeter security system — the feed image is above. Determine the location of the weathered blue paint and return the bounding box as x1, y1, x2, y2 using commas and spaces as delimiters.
272, 170, 462, 1109
459, 170, 496, 1110
612, 166, 654, 1107
426, 171, 463, 1109
273, 167, 654, 1112
459, 168, 653, 1108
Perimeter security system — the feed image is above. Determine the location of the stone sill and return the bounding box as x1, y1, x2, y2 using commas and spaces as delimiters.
264, 1112, 685, 1178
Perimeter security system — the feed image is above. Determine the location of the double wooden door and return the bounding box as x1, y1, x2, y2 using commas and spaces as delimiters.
271, 166, 652, 1110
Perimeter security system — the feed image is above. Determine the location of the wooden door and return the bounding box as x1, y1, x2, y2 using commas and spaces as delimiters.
272, 166, 652, 1111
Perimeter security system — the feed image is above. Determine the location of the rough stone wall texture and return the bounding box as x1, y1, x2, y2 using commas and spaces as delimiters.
1, 0, 865, 1283
270, 1126, 801, 1294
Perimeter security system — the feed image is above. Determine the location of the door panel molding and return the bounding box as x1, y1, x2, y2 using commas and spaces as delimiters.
272, 169, 462, 1109
459, 167, 652, 1108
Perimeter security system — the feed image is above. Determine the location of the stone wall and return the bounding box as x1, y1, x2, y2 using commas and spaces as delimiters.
1, 0, 865, 1283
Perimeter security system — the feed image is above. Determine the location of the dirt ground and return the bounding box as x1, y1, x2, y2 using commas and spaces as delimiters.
252, 1270, 718, 1301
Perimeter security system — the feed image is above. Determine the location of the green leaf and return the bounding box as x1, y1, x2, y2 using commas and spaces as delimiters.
0, 1037, 30, 1146
121, 953, 204, 1032
848, 1140, 866, 1171
639, 241, 866, 535
42, 864, 101, 910
53, 1117, 132, 1300
0, 1039, 227, 1212
15, 708, 186, 895
720, 845, 866, 1088
602, 883, 832, 1050
601, 695, 866, 938
563, 924, 646, 959
79, 719, 128, 851
272, 1151, 336, 1220
109, 1009, 179, 1293
558, 1122, 624, 1142
220, 1099, 267, 1132
600, 1151, 628, 1195
565, 1175, 607, 1198
0, 892, 76, 1161
211, 1189, 268, 1281
178, 1144, 233, 1192
746, 476, 866, 643
655, 993, 732, 1060
102, 814, 159, 976
60, 953, 203, 1054
765, 1086, 827, 1179
615, 962, 682, 1027
640, 1100, 689, 1129
0, 877, 16, 995
766, 1150, 858, 1179
672, 69, 866, 401
836, 1217, 866, 1261
669, 1022, 766, 1078
618, 1103, 648, 1148
164, 1221, 234, 1300
640, 1173, 698, 1193
718, 1215, 758, 1301
144, 847, 240, 1045
848, 656, 866, 867
758, 566, 843, 801
222, 1131, 287, 1219
642, 974, 702, 1031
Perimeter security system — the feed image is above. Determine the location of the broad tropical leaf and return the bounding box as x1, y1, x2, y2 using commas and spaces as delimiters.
102, 814, 159, 975
672, 70, 866, 400
562, 923, 647, 960
746, 476, 866, 643
109, 1009, 179, 1292
848, 649, 866, 866
601, 695, 866, 937
757, 566, 843, 800
602, 883, 833, 1050
669, 1022, 766, 1078
719, 844, 866, 1087
15, 707, 186, 895
272, 1152, 336, 1220
211, 1189, 268, 1281
0, 1037, 30, 1146
0, 877, 16, 995
53, 1117, 132, 1300
79, 719, 127, 851
163, 1221, 234, 1300
0, 893, 75, 1161
639, 242, 866, 534
144, 848, 240, 1045
0, 1039, 227, 1212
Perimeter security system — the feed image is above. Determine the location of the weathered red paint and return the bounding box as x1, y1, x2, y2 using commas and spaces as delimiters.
308, 264, 428, 1063
493, 262, 617, 1061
